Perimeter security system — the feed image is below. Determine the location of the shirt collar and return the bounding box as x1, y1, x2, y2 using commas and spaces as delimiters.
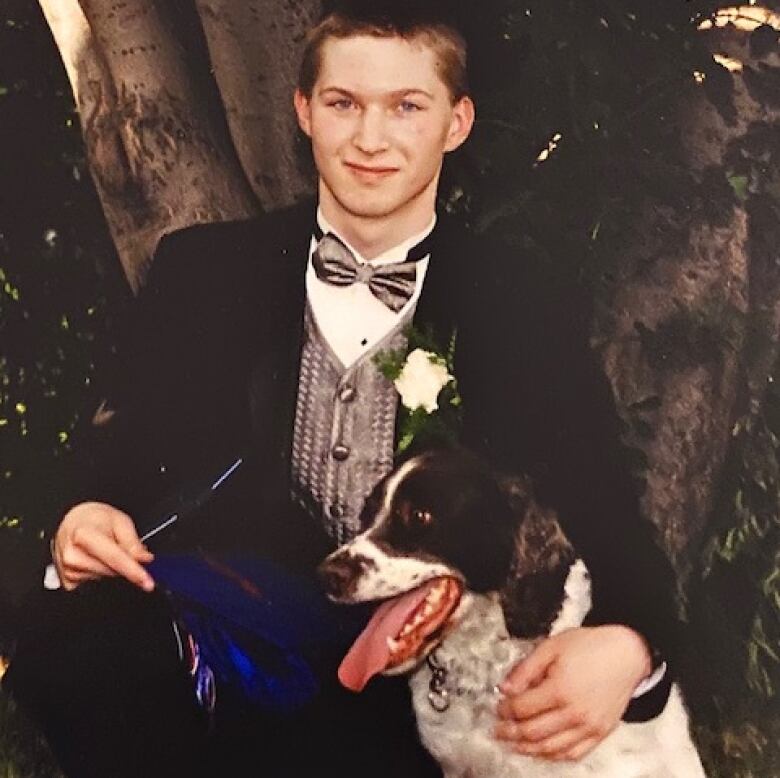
315, 208, 436, 267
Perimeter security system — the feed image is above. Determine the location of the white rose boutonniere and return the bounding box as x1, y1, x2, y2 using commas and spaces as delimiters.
394, 349, 453, 413
375, 326, 462, 454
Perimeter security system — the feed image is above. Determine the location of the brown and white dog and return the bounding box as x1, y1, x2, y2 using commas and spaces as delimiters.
319, 449, 706, 778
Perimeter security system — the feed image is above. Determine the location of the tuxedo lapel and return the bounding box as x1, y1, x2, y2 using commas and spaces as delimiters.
389, 217, 472, 452
412, 216, 466, 350
245, 202, 315, 475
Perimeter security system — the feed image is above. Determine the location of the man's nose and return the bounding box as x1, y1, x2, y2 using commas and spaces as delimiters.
352, 107, 390, 154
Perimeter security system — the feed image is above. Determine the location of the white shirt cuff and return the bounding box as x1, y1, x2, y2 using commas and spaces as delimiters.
44, 562, 62, 590
632, 661, 667, 698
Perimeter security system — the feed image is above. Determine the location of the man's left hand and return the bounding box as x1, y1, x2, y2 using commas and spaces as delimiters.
495, 625, 652, 762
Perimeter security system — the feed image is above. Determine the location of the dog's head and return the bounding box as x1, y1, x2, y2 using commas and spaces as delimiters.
318, 448, 579, 691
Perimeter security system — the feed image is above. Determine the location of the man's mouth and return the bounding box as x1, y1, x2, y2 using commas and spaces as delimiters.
344, 162, 398, 177
338, 576, 463, 692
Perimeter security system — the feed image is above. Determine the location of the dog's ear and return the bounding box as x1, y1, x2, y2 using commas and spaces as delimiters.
497, 473, 534, 517
497, 476, 577, 638
441, 469, 518, 594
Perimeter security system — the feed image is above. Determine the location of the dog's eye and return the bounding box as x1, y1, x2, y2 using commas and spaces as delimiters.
412, 509, 434, 527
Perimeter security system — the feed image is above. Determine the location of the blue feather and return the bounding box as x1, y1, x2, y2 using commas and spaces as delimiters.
148, 553, 366, 712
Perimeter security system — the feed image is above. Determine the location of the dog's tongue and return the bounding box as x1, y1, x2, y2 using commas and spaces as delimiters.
338, 580, 439, 692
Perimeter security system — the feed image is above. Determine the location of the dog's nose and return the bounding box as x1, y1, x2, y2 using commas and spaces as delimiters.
318, 553, 360, 598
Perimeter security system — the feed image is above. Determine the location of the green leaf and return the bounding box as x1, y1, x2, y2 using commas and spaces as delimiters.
373, 348, 406, 381
397, 431, 415, 453
446, 329, 458, 372
727, 173, 749, 203
404, 323, 440, 354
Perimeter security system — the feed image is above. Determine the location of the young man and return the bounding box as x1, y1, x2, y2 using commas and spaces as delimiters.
6, 4, 679, 777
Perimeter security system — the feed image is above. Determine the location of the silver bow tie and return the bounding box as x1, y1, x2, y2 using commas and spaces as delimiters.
312, 233, 422, 313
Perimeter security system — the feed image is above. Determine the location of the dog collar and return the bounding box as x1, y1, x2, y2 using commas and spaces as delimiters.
426, 650, 502, 713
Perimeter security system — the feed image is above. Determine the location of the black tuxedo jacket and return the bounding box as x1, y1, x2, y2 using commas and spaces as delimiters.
62, 200, 680, 691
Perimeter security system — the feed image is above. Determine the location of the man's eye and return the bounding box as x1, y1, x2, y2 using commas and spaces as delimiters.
329, 98, 354, 110
398, 100, 422, 114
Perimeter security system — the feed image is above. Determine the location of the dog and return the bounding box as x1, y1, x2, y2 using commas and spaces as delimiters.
319, 448, 706, 778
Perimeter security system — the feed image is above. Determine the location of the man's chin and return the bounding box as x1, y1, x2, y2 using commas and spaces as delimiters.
334, 194, 406, 221
320, 178, 437, 228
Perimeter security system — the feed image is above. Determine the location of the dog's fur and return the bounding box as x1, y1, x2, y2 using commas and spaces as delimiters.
319, 449, 706, 778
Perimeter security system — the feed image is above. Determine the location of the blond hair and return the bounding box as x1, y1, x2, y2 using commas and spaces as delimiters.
298, 11, 469, 102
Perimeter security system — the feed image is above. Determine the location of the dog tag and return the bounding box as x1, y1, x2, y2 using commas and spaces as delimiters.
428, 688, 450, 713
427, 652, 451, 713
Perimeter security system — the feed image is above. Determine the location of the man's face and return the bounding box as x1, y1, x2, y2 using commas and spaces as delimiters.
294, 35, 474, 239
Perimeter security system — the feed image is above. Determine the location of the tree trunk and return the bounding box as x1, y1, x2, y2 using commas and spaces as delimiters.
600, 20, 780, 579
195, 0, 320, 208
40, 0, 261, 290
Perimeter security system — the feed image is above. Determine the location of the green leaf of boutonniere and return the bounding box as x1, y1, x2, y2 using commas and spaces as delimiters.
374, 325, 462, 457
374, 348, 407, 382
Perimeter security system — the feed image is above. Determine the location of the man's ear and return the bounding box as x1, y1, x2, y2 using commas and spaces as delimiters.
293, 89, 313, 137
444, 95, 475, 153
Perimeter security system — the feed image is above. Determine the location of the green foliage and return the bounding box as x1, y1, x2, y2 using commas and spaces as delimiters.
683, 362, 780, 775
694, 366, 780, 680
728, 172, 750, 203
447, 0, 728, 275
0, 1, 128, 600
0, 690, 61, 778
695, 715, 780, 778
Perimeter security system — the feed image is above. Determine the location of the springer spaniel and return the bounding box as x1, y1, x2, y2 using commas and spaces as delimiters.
319, 449, 706, 778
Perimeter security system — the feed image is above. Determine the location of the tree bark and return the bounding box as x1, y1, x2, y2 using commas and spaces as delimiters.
195, 0, 320, 208
40, 0, 260, 290
599, 21, 780, 578
38, 0, 100, 109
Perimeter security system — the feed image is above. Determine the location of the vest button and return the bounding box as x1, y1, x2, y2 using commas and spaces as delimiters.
332, 443, 350, 461
338, 385, 357, 403
330, 504, 347, 519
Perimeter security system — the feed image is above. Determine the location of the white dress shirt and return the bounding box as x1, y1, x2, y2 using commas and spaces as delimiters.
307, 209, 435, 369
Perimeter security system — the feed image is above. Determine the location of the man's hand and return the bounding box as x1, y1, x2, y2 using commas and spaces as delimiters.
495, 625, 652, 762
53, 502, 155, 592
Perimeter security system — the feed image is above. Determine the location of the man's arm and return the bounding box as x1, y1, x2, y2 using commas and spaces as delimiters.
52, 502, 154, 591
459, 247, 680, 757
463, 250, 681, 657
496, 626, 653, 760
46, 214, 300, 589
495, 625, 653, 760
46, 229, 217, 590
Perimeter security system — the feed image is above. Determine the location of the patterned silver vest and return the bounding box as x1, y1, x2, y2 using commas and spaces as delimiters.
290, 301, 414, 545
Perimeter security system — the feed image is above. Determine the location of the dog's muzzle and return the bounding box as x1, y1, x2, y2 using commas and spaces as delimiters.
317, 549, 373, 601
